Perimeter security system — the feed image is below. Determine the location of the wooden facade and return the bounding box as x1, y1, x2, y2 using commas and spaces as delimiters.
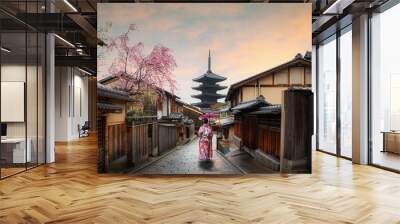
97, 80, 202, 173
226, 53, 311, 106
280, 89, 313, 173
231, 89, 313, 172
97, 83, 133, 172
176, 122, 195, 145
234, 117, 242, 139
105, 122, 128, 165
233, 107, 282, 159
158, 123, 177, 155
98, 119, 159, 172
258, 125, 280, 158
129, 122, 158, 165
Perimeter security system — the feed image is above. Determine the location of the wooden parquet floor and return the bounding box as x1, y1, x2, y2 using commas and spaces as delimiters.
1, 135, 400, 223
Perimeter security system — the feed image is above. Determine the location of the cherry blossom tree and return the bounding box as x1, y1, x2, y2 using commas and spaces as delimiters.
200, 112, 217, 120
104, 24, 177, 95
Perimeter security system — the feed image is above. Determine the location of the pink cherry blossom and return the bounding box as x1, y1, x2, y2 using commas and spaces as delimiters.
103, 24, 177, 95
200, 113, 217, 120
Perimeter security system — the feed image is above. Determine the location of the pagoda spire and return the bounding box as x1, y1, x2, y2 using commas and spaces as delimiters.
192, 50, 227, 110
208, 49, 211, 72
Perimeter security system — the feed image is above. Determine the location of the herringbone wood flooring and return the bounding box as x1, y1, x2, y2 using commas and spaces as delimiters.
1, 135, 400, 223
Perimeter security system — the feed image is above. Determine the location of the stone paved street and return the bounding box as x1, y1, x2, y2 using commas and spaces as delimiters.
134, 135, 242, 175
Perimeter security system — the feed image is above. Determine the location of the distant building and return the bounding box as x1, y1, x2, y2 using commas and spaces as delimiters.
226, 52, 311, 107
154, 88, 180, 120
192, 50, 227, 110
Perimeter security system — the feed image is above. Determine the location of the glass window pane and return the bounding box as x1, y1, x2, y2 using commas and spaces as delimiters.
340, 28, 352, 158
318, 36, 337, 154
27, 31, 38, 169
0, 1, 46, 179
371, 3, 400, 171
1, 31, 27, 177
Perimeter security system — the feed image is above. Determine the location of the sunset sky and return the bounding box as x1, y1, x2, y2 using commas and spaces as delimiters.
98, 3, 311, 104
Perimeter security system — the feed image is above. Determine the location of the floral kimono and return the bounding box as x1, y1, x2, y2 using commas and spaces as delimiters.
198, 124, 213, 160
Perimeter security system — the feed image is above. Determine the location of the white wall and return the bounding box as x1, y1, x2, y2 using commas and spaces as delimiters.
54, 67, 89, 141
55, 66, 69, 141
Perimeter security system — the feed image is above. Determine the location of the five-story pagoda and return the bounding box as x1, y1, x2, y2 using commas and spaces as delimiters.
192, 51, 227, 110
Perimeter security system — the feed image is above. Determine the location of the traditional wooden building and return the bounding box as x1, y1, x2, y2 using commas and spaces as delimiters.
155, 88, 180, 119
97, 83, 133, 124
226, 52, 311, 106
176, 99, 204, 130
219, 107, 235, 140
97, 83, 134, 172
192, 51, 227, 110
230, 89, 313, 173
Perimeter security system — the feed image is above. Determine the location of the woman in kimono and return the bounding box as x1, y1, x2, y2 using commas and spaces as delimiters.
198, 118, 213, 161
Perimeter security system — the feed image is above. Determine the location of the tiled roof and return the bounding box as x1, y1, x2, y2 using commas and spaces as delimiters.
168, 112, 184, 120
160, 112, 184, 121
219, 107, 231, 113
97, 83, 132, 101
249, 105, 281, 115
220, 117, 235, 127
231, 96, 272, 113
286, 87, 313, 95
183, 117, 194, 125
97, 102, 123, 112
98, 76, 118, 85
154, 87, 180, 100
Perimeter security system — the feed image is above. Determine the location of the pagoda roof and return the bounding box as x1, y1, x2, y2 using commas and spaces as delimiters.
192, 84, 227, 91
193, 70, 227, 83
192, 92, 226, 99
193, 50, 227, 83
192, 101, 218, 107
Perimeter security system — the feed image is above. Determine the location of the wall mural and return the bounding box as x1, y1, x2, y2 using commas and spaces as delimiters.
97, 3, 313, 175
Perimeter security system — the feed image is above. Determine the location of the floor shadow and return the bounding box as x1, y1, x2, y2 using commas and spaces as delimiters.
198, 160, 214, 170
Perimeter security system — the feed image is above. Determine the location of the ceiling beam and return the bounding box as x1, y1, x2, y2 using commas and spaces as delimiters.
323, 0, 356, 14
55, 55, 96, 72
66, 13, 101, 47
14, 13, 82, 32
